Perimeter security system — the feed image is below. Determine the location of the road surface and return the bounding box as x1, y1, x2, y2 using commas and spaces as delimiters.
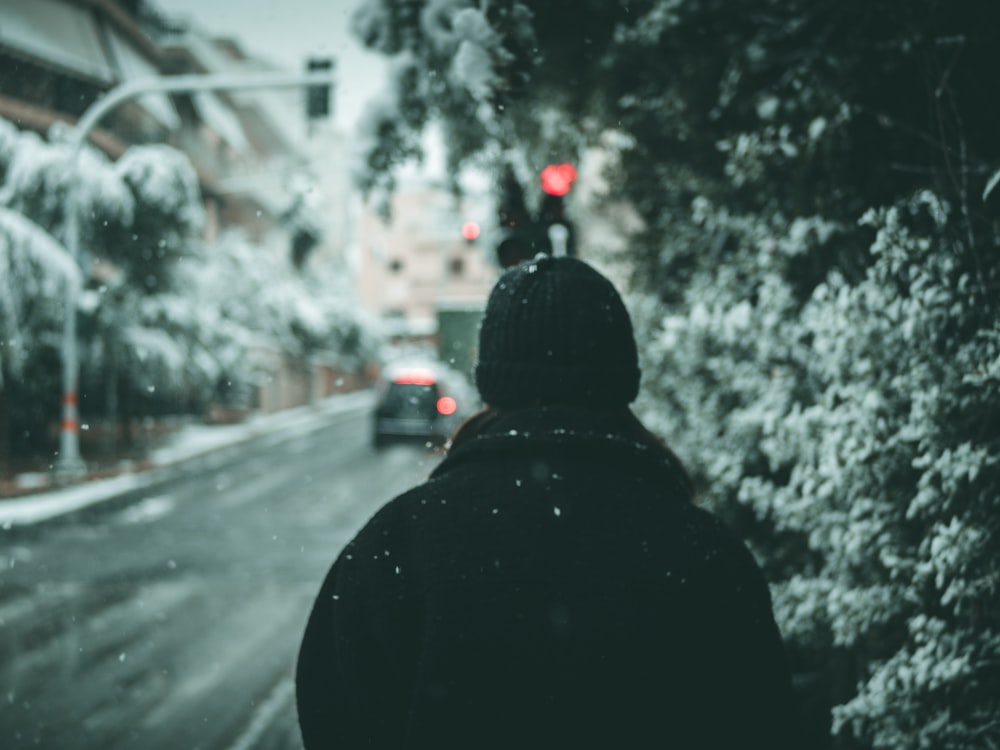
0, 403, 439, 749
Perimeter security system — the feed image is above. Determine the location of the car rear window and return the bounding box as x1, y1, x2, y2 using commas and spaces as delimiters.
381, 382, 440, 416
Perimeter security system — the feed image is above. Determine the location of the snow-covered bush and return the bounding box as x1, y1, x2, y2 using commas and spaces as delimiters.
633, 189, 1000, 748
776, 195, 999, 749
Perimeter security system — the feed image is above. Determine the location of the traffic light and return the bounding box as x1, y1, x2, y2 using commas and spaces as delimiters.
540, 163, 577, 197
538, 163, 576, 257
493, 162, 578, 268
306, 57, 334, 120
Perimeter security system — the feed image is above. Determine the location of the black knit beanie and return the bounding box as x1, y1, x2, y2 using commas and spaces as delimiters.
475, 255, 640, 408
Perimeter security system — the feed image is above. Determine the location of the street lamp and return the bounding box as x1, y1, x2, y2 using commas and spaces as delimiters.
54, 70, 336, 481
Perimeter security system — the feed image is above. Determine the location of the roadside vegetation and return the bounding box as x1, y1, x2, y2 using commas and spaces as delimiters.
350, 2, 1000, 746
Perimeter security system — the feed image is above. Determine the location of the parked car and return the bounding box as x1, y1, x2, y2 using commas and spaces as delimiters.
372, 363, 476, 448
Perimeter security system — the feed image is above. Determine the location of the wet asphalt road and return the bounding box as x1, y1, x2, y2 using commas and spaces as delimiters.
0, 404, 439, 750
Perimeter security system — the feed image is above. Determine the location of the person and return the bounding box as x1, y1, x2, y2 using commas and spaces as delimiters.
296, 255, 800, 749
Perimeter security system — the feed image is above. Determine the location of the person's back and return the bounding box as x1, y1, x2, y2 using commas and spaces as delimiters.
296, 256, 800, 748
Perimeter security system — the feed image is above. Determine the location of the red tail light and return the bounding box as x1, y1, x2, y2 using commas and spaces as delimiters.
393, 368, 436, 386
436, 396, 457, 415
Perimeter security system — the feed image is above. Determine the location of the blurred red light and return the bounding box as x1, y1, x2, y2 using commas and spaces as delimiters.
436, 396, 457, 415
540, 163, 577, 196
461, 221, 481, 241
393, 368, 436, 386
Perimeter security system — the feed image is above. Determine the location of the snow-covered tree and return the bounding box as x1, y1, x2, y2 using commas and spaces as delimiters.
192, 230, 379, 383
79, 143, 210, 439
280, 190, 325, 270
110, 144, 204, 293
0, 121, 117, 456
0, 206, 81, 465
1, 118, 380, 464
2, 124, 134, 260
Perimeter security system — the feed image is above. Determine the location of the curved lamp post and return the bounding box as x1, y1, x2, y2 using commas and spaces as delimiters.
54, 70, 336, 481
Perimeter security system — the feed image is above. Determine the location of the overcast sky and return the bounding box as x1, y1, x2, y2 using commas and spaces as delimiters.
154, 0, 387, 131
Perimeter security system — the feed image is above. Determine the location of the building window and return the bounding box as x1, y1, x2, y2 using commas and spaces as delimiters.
388, 258, 404, 273
449, 257, 465, 276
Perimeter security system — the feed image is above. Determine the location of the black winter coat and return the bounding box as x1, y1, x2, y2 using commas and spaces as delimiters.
297, 407, 800, 749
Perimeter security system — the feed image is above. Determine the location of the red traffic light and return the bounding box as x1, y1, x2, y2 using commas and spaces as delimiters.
461, 221, 481, 241
540, 163, 577, 196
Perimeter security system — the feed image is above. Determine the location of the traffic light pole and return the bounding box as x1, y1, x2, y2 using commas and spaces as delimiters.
54, 70, 336, 482
548, 225, 569, 257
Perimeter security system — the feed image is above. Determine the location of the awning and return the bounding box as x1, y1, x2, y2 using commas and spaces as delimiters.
192, 92, 250, 153
105, 28, 180, 131
0, 0, 115, 83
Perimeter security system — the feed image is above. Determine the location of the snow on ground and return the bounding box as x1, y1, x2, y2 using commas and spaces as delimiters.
0, 390, 374, 528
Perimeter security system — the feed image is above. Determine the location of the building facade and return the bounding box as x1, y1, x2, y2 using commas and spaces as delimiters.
0, 0, 360, 416
356, 179, 497, 374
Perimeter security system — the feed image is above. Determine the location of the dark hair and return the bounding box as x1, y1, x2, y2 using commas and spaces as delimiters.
447, 405, 697, 504
447, 406, 504, 448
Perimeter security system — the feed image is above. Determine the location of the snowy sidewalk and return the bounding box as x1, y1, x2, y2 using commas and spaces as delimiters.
0, 390, 374, 528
